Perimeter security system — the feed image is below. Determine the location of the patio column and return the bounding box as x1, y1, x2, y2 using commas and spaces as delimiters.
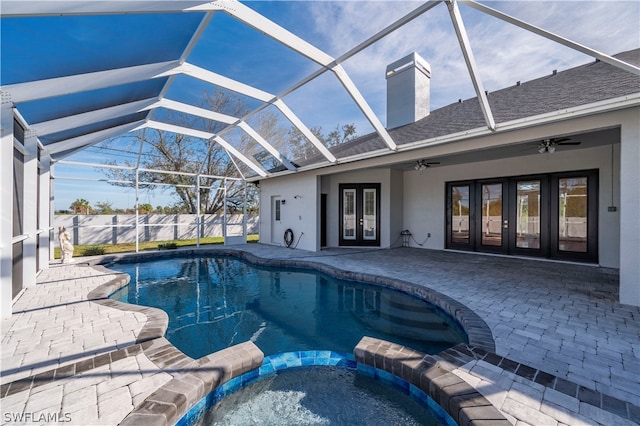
619, 110, 640, 307
1, 99, 14, 318
22, 131, 38, 287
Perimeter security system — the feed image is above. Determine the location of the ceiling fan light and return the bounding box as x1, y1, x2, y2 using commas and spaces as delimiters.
538, 145, 546, 154
548, 145, 556, 153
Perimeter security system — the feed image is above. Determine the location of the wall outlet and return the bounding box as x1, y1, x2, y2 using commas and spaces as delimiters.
608, 206, 617, 212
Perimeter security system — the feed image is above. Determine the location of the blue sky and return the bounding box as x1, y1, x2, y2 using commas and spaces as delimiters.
3, 1, 638, 211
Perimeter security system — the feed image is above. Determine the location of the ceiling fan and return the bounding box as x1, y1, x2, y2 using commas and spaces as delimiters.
537, 137, 581, 154
414, 159, 440, 171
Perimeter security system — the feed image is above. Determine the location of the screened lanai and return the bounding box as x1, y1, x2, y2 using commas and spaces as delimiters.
2, 1, 640, 319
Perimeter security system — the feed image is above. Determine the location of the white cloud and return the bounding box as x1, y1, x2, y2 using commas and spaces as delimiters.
293, 0, 639, 126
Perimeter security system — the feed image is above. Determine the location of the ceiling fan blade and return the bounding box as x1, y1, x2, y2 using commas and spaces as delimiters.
557, 142, 581, 146
552, 137, 571, 143
426, 162, 440, 165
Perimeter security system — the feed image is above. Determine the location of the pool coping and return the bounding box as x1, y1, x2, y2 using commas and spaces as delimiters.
60, 247, 637, 425
354, 337, 511, 425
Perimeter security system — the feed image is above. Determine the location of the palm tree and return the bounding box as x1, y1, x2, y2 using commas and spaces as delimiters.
70, 198, 92, 214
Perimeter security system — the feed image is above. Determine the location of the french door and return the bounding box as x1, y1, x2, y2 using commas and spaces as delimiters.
339, 183, 380, 246
446, 171, 598, 262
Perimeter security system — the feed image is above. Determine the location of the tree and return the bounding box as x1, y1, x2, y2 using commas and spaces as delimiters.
138, 203, 153, 214
287, 123, 357, 162
101, 88, 262, 214
325, 123, 357, 147
95, 201, 114, 215
100, 88, 356, 213
70, 198, 93, 214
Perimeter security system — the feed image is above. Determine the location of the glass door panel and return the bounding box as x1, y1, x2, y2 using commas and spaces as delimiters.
362, 188, 377, 241
451, 185, 470, 244
558, 177, 588, 252
339, 184, 380, 246
481, 183, 503, 247
447, 170, 596, 262
342, 189, 356, 241
271, 196, 283, 244
516, 180, 541, 249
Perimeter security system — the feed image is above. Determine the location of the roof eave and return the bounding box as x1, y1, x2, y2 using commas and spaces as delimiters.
257, 93, 640, 180
398, 93, 640, 152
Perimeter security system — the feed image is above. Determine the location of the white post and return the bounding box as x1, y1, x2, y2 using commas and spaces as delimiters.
243, 181, 248, 241
39, 154, 51, 269
619, 110, 640, 306
196, 174, 201, 247
49, 162, 56, 260
23, 131, 38, 286
135, 168, 139, 252
223, 178, 227, 243
1, 99, 15, 318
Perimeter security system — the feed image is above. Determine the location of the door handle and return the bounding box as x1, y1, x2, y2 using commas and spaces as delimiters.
503, 220, 508, 229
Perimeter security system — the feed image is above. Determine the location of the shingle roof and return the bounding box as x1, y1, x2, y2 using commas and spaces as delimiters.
320, 49, 640, 161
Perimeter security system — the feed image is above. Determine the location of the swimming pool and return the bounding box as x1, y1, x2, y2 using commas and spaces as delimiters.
109, 255, 467, 359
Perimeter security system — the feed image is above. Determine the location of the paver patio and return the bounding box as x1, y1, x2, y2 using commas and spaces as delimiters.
1, 245, 638, 425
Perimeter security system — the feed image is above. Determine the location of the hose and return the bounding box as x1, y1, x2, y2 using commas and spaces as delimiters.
284, 228, 294, 248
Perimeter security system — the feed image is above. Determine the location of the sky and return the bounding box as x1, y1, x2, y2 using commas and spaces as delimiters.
3, 1, 638, 211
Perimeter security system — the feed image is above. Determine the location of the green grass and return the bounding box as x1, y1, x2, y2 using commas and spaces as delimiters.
53, 235, 259, 259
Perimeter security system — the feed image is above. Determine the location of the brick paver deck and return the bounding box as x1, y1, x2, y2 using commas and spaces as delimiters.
1, 245, 638, 425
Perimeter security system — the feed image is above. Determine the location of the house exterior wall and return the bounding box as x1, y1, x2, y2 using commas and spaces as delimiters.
390, 169, 404, 247
257, 107, 637, 305
258, 173, 320, 251
260, 168, 403, 251
259, 139, 622, 269
619, 109, 640, 306
403, 144, 620, 268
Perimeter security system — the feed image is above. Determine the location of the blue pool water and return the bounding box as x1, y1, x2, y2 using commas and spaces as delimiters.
109, 255, 467, 359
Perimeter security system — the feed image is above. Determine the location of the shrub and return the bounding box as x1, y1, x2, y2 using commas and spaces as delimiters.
158, 242, 178, 250
82, 246, 106, 256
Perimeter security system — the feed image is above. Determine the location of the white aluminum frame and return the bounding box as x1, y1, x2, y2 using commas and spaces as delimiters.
3, 0, 637, 179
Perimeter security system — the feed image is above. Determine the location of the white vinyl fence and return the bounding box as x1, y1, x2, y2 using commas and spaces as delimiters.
54, 214, 259, 246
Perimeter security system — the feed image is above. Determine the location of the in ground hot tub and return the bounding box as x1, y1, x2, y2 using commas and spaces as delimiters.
178, 351, 456, 426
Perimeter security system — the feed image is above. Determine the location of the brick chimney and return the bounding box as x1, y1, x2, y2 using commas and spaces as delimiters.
386, 52, 431, 129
